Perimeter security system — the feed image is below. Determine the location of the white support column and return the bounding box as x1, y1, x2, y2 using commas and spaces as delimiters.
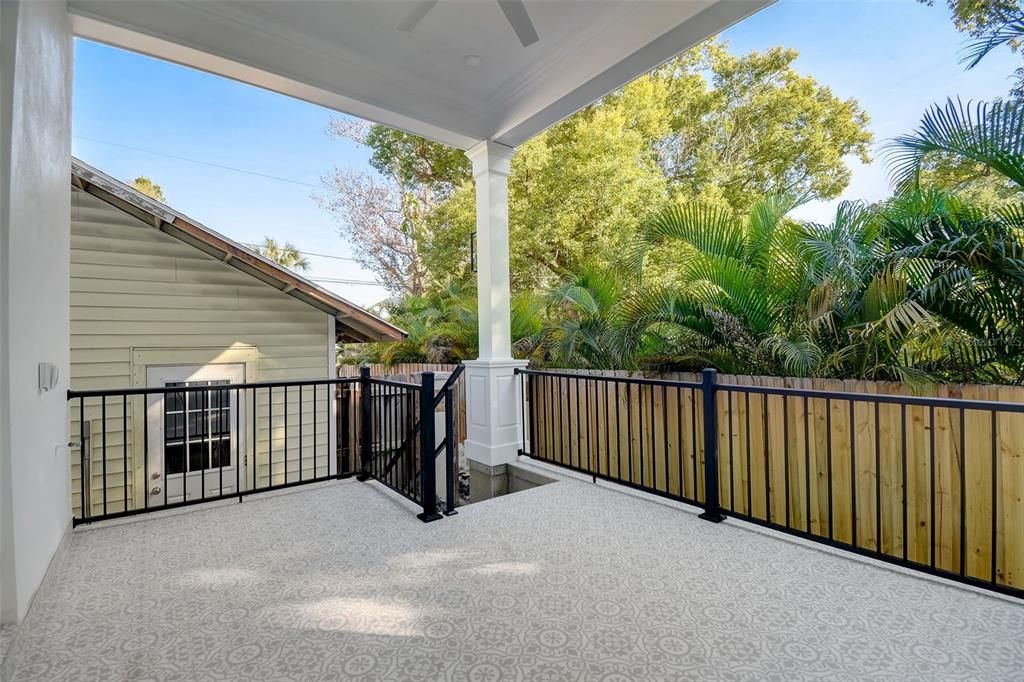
463, 141, 526, 470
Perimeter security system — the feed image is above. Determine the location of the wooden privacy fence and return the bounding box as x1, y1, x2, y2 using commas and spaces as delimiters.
518, 368, 1024, 598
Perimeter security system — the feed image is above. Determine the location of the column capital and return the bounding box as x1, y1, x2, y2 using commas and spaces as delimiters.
466, 140, 516, 177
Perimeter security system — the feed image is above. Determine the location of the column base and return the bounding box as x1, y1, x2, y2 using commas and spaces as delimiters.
468, 460, 509, 503
463, 359, 528, 468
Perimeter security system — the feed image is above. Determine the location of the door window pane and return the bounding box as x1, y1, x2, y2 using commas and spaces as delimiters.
188, 445, 207, 473
166, 443, 185, 475
165, 389, 184, 412
163, 379, 232, 475
165, 410, 184, 441
211, 437, 231, 469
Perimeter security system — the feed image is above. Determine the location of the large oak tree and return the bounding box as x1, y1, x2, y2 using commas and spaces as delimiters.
318, 39, 872, 295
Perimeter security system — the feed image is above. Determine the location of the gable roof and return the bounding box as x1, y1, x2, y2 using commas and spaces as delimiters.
71, 158, 404, 343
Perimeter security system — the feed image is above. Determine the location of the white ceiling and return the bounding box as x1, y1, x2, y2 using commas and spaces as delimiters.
225, 1, 618, 101
69, 0, 772, 148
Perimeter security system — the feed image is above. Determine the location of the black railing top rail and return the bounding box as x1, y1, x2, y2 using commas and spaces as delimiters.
515, 367, 702, 390
715, 382, 1024, 412
516, 367, 1024, 413
377, 365, 465, 481
68, 376, 358, 399
367, 376, 421, 390
362, 365, 464, 405
70, 374, 357, 526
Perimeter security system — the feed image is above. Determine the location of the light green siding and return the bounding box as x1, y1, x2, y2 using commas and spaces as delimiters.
69, 186, 334, 517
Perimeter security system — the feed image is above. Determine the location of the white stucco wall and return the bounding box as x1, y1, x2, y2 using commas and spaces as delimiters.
0, 0, 73, 624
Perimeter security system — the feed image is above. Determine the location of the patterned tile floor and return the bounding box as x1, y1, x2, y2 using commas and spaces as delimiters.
7, 475, 1024, 681
0, 624, 14, 670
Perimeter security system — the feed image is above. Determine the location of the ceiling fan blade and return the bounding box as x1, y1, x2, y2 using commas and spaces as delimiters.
397, 0, 440, 32
496, 0, 539, 47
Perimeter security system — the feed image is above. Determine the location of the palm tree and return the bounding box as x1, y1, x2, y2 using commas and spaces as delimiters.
620, 195, 807, 373
960, 9, 1024, 76
769, 198, 948, 383
885, 98, 1024, 383
538, 267, 627, 369
880, 190, 1024, 382
887, 98, 1024, 194
368, 281, 543, 365
376, 294, 456, 364
617, 190, 1021, 383
256, 237, 311, 272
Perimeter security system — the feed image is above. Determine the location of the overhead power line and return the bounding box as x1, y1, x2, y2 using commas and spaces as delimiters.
309, 276, 386, 286
242, 243, 360, 263
73, 135, 324, 190
74, 136, 384, 287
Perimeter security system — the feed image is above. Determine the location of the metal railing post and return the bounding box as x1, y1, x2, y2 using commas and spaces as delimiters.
417, 372, 442, 522
357, 366, 372, 481
444, 386, 457, 516
338, 384, 350, 475
81, 418, 91, 519
698, 368, 726, 523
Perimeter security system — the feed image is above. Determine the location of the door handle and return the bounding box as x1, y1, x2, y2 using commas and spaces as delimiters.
151, 486, 162, 496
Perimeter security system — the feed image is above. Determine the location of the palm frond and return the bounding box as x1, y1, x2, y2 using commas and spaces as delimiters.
886, 98, 1024, 194
617, 286, 714, 344
762, 333, 824, 377
631, 203, 746, 270
745, 193, 804, 268
961, 11, 1024, 71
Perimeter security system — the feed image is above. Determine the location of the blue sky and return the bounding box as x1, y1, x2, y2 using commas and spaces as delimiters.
72, 0, 1020, 307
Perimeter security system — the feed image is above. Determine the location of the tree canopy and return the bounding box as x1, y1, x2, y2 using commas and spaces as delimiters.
256, 237, 310, 272
377, 39, 873, 293
650, 42, 872, 211
923, 0, 1024, 100
327, 33, 1024, 385
316, 119, 450, 296
130, 176, 166, 203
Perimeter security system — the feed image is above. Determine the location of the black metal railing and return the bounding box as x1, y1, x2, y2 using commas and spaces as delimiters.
358, 366, 464, 522
517, 367, 1024, 599
520, 368, 707, 506
69, 378, 356, 525
68, 366, 465, 525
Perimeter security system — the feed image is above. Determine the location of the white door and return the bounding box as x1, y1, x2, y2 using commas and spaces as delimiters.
146, 364, 246, 505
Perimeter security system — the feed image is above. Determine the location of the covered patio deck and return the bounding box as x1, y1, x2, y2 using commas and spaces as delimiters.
6, 470, 1022, 681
